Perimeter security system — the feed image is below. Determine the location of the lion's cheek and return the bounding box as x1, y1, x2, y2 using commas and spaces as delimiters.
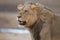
25, 16, 37, 28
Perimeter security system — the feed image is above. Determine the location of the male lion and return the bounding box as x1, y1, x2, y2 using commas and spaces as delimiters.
17, 2, 55, 40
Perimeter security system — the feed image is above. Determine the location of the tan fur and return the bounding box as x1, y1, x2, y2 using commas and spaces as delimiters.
17, 2, 55, 40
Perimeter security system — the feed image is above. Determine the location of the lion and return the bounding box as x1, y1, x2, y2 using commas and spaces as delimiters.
17, 2, 55, 40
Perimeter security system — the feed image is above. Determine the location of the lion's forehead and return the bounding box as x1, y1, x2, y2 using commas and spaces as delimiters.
24, 5, 31, 10
20, 5, 33, 13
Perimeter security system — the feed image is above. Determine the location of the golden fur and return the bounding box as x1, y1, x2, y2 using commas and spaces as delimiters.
17, 2, 55, 40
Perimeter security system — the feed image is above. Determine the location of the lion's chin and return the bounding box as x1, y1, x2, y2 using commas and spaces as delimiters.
18, 25, 25, 28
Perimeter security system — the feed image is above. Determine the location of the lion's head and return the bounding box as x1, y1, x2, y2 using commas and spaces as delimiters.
17, 3, 43, 28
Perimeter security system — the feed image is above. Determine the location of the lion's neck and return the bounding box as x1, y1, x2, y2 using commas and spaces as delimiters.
29, 19, 44, 40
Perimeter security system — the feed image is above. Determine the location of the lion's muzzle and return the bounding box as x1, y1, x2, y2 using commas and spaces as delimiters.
18, 20, 26, 25
17, 16, 26, 25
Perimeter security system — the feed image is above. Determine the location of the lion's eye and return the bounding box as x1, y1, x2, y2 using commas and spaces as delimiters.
23, 10, 28, 15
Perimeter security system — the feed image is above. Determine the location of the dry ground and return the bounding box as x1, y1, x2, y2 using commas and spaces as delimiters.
0, 33, 31, 40
0, 33, 60, 40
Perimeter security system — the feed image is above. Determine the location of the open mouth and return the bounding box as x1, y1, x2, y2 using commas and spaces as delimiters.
19, 22, 26, 25
18, 20, 26, 25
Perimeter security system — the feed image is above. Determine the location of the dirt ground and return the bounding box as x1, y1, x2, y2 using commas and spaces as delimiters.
0, 33, 60, 40
0, 33, 31, 40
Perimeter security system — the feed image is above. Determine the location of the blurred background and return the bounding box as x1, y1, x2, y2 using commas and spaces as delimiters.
0, 0, 60, 40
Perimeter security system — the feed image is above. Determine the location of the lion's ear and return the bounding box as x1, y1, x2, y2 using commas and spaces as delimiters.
17, 4, 24, 10
31, 5, 39, 9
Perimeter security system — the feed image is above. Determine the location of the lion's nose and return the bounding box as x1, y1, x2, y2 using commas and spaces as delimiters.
18, 20, 21, 22
17, 16, 21, 18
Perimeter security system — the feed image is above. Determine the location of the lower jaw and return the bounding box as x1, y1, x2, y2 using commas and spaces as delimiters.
18, 25, 25, 28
